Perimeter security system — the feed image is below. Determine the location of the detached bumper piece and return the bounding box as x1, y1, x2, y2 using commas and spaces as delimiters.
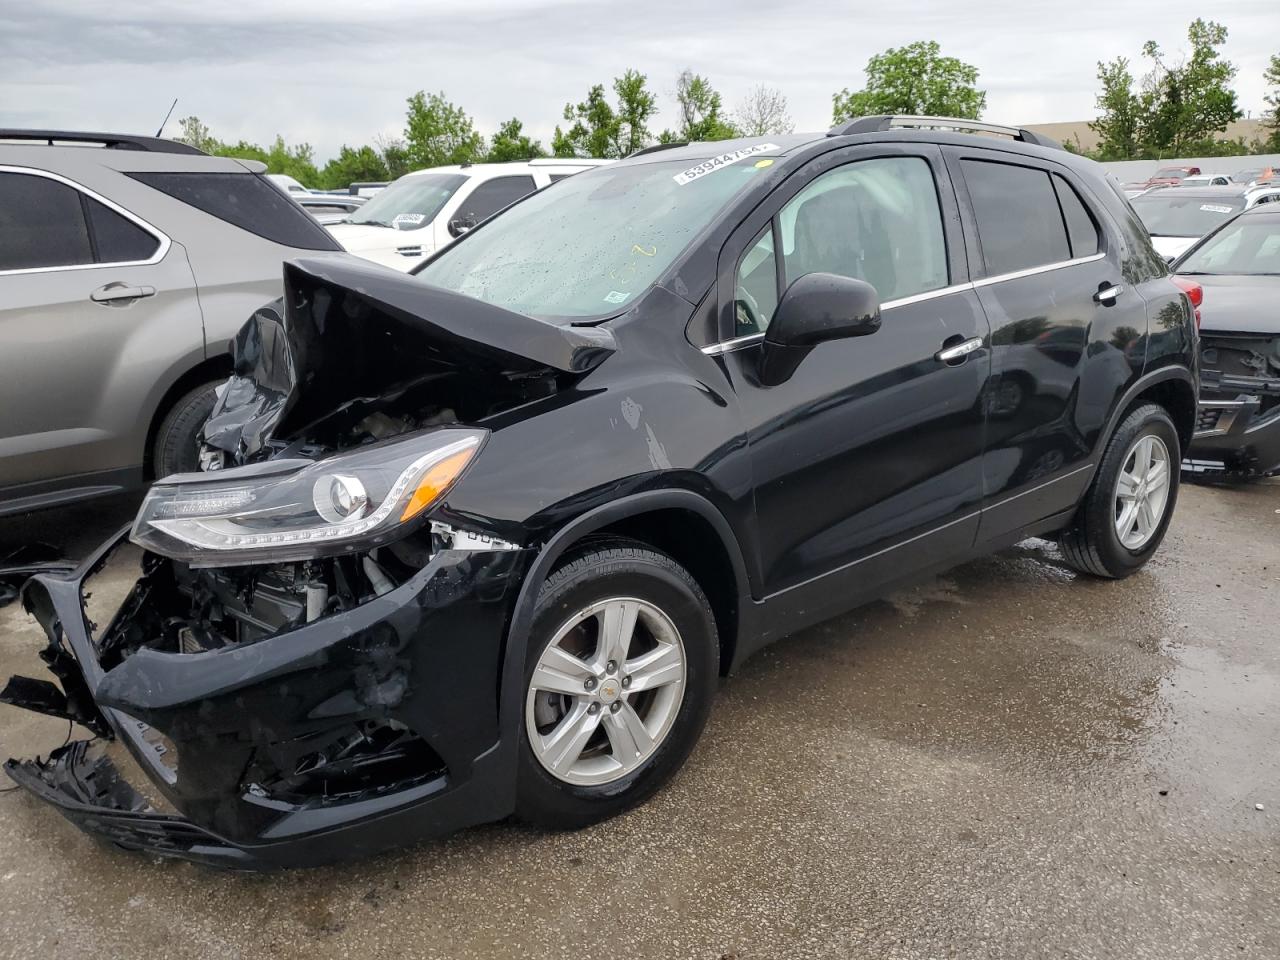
1, 528, 530, 870
1187, 338, 1280, 479
1186, 396, 1280, 479
5, 741, 253, 867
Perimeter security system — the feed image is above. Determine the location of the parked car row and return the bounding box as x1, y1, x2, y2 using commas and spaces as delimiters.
2, 116, 1204, 869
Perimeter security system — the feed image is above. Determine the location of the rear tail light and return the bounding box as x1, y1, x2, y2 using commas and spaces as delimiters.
1172, 276, 1202, 330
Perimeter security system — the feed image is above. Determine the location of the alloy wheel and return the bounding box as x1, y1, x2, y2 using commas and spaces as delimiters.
1114, 433, 1171, 550
525, 597, 687, 786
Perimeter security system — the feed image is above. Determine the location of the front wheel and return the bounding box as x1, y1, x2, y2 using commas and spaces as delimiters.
516, 540, 718, 829
152, 381, 222, 478
1059, 403, 1180, 578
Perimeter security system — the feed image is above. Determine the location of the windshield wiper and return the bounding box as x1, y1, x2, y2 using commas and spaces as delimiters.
354, 218, 395, 228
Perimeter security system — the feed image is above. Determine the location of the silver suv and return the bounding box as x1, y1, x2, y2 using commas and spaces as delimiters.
0, 130, 345, 515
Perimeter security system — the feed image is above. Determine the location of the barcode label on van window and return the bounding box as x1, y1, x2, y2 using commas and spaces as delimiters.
1200, 204, 1234, 214
393, 213, 427, 226
673, 144, 780, 186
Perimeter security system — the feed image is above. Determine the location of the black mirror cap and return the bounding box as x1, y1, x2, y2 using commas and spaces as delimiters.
764, 272, 881, 348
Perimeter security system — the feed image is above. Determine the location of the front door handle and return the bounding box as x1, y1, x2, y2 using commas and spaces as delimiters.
935, 336, 984, 364
1093, 282, 1124, 305
90, 282, 156, 305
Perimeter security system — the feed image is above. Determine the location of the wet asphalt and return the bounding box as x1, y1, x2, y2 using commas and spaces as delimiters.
0, 480, 1276, 960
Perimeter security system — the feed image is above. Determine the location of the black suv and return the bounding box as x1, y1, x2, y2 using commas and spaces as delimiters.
3, 116, 1197, 868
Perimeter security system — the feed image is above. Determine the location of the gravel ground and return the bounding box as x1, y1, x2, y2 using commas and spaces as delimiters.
0, 480, 1276, 960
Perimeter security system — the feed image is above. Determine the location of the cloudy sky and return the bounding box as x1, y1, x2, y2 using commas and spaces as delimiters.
1, 0, 1275, 162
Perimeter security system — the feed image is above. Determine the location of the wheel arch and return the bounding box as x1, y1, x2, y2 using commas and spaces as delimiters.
141, 353, 233, 479
1104, 367, 1197, 455
500, 489, 753, 735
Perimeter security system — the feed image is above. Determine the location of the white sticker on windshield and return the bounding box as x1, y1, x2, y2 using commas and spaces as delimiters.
603, 290, 631, 304
1200, 204, 1234, 214
673, 144, 781, 186
393, 213, 427, 226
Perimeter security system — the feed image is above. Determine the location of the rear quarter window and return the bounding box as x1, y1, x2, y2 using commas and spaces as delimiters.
128, 172, 342, 251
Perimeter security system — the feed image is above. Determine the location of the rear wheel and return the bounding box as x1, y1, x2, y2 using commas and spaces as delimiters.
152, 381, 221, 478
1059, 403, 1180, 578
516, 540, 717, 829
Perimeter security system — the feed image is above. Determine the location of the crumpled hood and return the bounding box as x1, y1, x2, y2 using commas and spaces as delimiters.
1191, 274, 1280, 335
201, 257, 616, 459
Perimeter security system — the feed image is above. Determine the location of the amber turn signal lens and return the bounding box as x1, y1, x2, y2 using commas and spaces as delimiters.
400, 448, 476, 522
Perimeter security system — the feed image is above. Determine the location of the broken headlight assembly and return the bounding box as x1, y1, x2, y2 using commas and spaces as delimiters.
131, 428, 484, 566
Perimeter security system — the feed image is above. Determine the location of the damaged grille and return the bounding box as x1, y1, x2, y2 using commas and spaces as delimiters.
246, 720, 446, 804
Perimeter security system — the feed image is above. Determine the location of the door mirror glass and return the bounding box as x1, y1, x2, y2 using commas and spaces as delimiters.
765, 272, 881, 348
448, 217, 476, 238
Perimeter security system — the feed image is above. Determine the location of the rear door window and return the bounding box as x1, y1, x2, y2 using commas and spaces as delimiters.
129, 171, 342, 250
0, 171, 94, 271
84, 197, 161, 263
457, 175, 537, 224
961, 160, 1070, 275
1051, 174, 1100, 258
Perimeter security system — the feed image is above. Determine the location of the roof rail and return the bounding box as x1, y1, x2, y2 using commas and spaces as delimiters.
628, 141, 688, 158
827, 115, 1063, 150
0, 129, 205, 156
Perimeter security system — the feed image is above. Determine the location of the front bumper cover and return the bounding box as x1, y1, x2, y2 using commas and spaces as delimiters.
1, 528, 531, 869
1186, 397, 1280, 478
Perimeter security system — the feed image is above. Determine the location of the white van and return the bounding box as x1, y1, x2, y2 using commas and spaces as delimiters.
328, 159, 611, 270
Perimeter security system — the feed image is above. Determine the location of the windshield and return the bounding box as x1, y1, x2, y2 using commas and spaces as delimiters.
1178, 218, 1280, 275
415, 150, 780, 320
347, 173, 467, 230
1131, 195, 1244, 237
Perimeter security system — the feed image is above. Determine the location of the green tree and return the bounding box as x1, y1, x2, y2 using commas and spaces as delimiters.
317, 145, 390, 190
403, 91, 486, 168
487, 118, 547, 161
832, 41, 986, 122
376, 136, 413, 179
1139, 19, 1241, 156
174, 115, 218, 154
554, 70, 658, 157
1087, 19, 1242, 160
1262, 53, 1280, 151
1089, 58, 1143, 160
663, 69, 738, 142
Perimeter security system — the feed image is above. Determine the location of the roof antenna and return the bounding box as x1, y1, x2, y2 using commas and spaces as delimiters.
155, 98, 178, 138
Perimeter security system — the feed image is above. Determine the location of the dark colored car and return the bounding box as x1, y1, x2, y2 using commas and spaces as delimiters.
1176, 205, 1280, 478
2, 116, 1198, 869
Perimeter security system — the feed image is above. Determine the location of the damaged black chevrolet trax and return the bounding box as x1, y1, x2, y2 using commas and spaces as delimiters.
3, 116, 1198, 868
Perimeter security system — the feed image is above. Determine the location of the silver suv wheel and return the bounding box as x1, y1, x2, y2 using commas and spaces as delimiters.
1114, 433, 1171, 550
525, 597, 687, 786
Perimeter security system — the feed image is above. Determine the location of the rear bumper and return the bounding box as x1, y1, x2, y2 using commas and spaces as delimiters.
2, 528, 531, 869
1186, 398, 1280, 478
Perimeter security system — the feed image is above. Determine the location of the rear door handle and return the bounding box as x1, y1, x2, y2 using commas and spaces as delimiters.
1093, 283, 1124, 305
935, 337, 984, 364
91, 282, 156, 304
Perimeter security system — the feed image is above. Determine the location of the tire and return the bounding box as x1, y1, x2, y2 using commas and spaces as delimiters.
1058, 403, 1180, 578
151, 381, 221, 478
515, 539, 718, 829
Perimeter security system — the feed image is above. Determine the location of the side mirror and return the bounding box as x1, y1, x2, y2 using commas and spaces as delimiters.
758, 273, 880, 385
448, 217, 476, 238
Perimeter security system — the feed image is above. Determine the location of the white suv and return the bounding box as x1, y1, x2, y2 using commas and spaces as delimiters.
328, 159, 611, 270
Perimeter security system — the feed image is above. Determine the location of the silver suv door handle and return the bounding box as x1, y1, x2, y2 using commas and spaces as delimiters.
935, 337, 984, 363
91, 283, 156, 304
1093, 283, 1124, 304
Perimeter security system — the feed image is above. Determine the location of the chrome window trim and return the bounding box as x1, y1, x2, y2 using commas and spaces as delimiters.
971, 252, 1105, 288
702, 253, 1107, 356
0, 165, 171, 277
